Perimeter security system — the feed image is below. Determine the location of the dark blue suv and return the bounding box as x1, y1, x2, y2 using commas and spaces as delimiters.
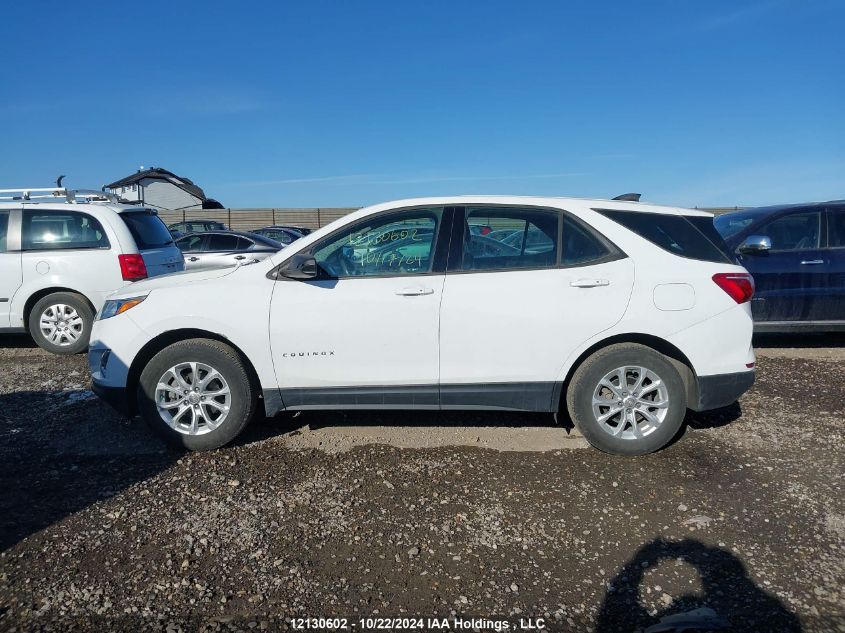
714, 201, 845, 332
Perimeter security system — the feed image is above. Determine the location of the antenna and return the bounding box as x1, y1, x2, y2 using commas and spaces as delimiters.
612, 193, 641, 202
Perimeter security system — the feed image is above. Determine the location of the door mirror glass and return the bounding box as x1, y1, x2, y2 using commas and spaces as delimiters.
738, 235, 772, 254
279, 254, 318, 280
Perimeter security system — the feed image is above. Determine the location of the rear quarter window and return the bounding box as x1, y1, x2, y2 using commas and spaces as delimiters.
122, 211, 174, 249
594, 208, 732, 264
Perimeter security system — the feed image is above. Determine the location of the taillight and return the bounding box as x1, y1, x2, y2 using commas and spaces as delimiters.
118, 254, 148, 281
712, 272, 754, 304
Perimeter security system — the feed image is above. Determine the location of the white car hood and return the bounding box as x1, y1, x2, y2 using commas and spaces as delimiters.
109, 266, 239, 299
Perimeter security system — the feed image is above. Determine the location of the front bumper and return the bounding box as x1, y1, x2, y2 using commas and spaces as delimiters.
89, 345, 133, 416
91, 381, 132, 416
692, 370, 755, 411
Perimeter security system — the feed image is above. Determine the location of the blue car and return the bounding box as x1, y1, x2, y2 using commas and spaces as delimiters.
714, 200, 845, 332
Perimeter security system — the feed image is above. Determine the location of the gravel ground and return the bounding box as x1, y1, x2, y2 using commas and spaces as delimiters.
0, 333, 843, 632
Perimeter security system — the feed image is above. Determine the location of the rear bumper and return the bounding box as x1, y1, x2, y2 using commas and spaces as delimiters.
692, 370, 755, 411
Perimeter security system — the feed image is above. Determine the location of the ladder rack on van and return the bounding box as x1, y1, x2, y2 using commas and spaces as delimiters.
0, 187, 120, 203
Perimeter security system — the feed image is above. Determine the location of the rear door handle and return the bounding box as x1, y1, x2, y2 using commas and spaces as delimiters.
234, 255, 247, 260
395, 287, 434, 296
800, 259, 824, 265
570, 278, 610, 288
188, 256, 199, 262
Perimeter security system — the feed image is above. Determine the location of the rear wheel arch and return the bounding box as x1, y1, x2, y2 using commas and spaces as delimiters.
126, 329, 263, 416
23, 286, 97, 325
557, 333, 699, 413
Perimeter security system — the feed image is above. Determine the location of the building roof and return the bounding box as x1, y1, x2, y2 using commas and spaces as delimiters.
106, 167, 207, 201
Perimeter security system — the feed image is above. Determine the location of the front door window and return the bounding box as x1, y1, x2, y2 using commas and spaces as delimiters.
312, 209, 442, 278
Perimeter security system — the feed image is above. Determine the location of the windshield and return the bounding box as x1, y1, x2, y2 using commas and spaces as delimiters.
713, 212, 758, 239
122, 211, 174, 249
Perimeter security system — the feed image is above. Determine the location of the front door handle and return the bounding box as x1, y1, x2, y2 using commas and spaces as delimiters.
188, 256, 199, 262
800, 259, 824, 265
234, 255, 247, 260
395, 287, 434, 296
570, 278, 610, 288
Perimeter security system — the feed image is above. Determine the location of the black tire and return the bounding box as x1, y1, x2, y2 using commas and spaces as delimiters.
28, 292, 94, 355
137, 338, 257, 451
566, 343, 687, 456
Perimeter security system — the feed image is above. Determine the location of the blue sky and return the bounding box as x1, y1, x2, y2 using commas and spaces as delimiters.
1, 0, 843, 208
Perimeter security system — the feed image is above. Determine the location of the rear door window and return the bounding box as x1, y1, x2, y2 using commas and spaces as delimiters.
206, 234, 242, 251
22, 210, 110, 250
595, 209, 731, 263
266, 229, 294, 244
461, 208, 559, 271
121, 211, 173, 249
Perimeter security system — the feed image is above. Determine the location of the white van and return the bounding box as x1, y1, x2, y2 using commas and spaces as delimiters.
0, 187, 184, 354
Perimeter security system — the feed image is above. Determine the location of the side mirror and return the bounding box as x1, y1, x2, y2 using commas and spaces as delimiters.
278, 254, 318, 280
738, 235, 771, 254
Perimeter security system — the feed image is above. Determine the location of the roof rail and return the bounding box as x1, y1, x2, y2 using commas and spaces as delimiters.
0, 187, 120, 203
612, 193, 641, 202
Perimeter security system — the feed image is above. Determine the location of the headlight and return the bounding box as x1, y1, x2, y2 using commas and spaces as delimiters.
99, 296, 147, 320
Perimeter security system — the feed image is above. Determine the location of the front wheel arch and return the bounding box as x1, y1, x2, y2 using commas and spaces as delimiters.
126, 329, 263, 417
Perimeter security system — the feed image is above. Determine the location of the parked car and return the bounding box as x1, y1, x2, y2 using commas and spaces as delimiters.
251, 226, 304, 246
713, 200, 845, 332
175, 230, 283, 271
89, 195, 755, 456
282, 225, 313, 236
0, 188, 184, 354
167, 219, 227, 238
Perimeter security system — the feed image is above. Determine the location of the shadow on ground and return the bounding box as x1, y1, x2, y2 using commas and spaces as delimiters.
0, 388, 180, 551
596, 538, 802, 632
0, 333, 36, 349
1, 391, 572, 550
685, 402, 743, 430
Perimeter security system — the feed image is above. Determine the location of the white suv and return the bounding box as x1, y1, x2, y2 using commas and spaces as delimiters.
0, 188, 184, 354
89, 196, 756, 455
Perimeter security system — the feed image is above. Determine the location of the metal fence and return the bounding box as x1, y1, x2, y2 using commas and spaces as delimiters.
155, 205, 746, 232
156, 208, 360, 232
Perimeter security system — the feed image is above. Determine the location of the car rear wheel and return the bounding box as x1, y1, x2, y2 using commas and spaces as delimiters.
28, 292, 94, 355
566, 343, 687, 455
137, 338, 256, 451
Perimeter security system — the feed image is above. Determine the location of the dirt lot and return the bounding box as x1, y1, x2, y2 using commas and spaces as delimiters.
1, 334, 843, 632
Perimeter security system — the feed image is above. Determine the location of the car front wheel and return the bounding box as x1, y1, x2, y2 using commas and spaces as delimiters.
566, 343, 687, 456
137, 338, 257, 450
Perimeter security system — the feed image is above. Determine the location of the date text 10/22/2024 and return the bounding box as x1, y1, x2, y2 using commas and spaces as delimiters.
291, 616, 547, 631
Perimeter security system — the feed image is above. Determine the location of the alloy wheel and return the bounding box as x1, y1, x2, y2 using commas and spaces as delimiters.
154, 362, 232, 436
591, 366, 670, 440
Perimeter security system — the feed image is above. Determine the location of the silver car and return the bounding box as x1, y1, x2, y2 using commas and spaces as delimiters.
175, 230, 283, 271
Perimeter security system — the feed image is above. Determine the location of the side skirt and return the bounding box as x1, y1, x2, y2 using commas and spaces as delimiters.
263, 382, 558, 416
754, 320, 845, 333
